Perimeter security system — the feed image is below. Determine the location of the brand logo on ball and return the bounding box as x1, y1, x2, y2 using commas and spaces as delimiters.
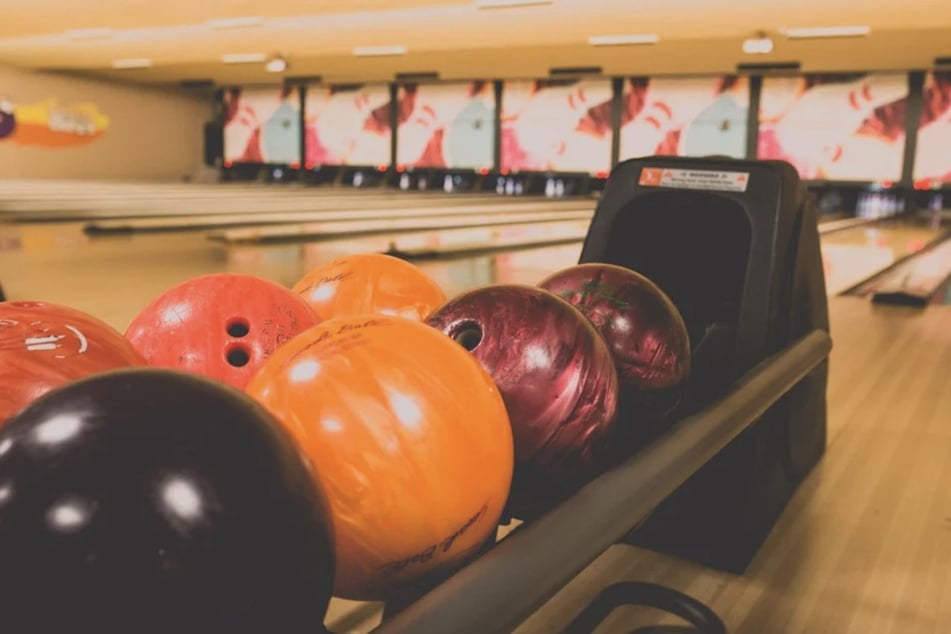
378, 504, 489, 575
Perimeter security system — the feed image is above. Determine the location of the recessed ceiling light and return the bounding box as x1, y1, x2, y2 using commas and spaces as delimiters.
588, 34, 659, 46
206, 17, 263, 30
780, 25, 871, 39
742, 37, 774, 54
476, 0, 553, 8
266, 57, 288, 73
222, 52, 268, 64
353, 45, 408, 57
111, 58, 152, 69
66, 28, 113, 40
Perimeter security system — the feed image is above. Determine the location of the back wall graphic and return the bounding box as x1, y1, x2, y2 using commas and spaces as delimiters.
0, 98, 110, 147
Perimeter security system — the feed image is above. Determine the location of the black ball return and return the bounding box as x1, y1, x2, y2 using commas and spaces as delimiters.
363, 156, 831, 634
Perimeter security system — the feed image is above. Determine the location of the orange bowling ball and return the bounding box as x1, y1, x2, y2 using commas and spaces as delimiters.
291, 253, 447, 322
246, 315, 513, 600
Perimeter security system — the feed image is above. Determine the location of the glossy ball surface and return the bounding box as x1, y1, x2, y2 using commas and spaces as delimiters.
426, 284, 618, 486
0, 300, 144, 424
539, 263, 691, 420
126, 273, 318, 389
247, 315, 513, 601
292, 253, 447, 322
0, 369, 335, 634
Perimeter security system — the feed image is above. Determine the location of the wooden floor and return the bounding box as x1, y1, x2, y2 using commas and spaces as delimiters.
2, 198, 950, 633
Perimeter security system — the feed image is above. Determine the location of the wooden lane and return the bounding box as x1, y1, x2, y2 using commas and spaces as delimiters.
2, 191, 544, 222
0, 178, 592, 222
84, 199, 590, 234
207, 210, 593, 244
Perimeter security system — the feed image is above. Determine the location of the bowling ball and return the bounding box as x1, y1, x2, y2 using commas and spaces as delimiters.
291, 253, 446, 322
0, 301, 144, 424
126, 273, 318, 389
539, 263, 691, 420
426, 284, 618, 491
0, 368, 335, 634
246, 315, 512, 601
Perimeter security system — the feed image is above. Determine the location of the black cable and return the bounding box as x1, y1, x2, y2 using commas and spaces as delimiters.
560, 582, 727, 634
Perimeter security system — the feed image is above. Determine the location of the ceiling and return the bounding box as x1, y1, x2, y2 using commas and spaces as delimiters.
2, 0, 951, 86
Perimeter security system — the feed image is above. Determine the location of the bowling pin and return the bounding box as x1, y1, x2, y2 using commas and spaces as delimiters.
555, 179, 565, 197
505, 177, 515, 196
444, 174, 454, 193
545, 178, 555, 198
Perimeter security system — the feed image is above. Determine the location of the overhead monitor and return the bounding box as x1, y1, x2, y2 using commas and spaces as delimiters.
500, 78, 613, 175
758, 72, 908, 182
305, 83, 393, 168
223, 86, 301, 166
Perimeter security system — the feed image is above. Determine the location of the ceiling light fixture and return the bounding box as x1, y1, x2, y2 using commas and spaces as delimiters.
353, 45, 408, 57
476, 0, 553, 9
111, 58, 152, 69
780, 25, 871, 39
742, 36, 774, 54
205, 17, 263, 30
266, 57, 288, 73
588, 33, 659, 46
222, 52, 268, 64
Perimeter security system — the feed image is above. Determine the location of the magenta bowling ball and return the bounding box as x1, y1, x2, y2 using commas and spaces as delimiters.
539, 263, 691, 400
426, 284, 618, 486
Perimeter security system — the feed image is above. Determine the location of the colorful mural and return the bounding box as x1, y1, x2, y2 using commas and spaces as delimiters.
0, 98, 110, 147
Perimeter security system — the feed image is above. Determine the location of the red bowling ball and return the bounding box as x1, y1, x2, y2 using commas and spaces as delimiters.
126, 274, 318, 389
426, 284, 618, 491
539, 263, 691, 419
0, 300, 145, 424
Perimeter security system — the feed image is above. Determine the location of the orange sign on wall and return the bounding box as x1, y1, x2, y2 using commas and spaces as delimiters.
0, 98, 110, 147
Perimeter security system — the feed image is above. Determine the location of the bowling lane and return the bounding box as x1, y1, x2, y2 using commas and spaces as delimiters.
818, 217, 947, 294
0, 178, 557, 222
86, 198, 589, 234
0, 209, 934, 334
0, 215, 589, 330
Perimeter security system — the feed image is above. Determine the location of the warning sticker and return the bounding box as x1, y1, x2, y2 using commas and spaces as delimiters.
638, 167, 750, 192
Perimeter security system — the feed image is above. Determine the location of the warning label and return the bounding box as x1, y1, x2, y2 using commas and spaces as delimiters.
638, 167, 750, 192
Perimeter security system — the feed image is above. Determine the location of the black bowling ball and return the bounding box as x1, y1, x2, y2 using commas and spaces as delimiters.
0, 368, 335, 634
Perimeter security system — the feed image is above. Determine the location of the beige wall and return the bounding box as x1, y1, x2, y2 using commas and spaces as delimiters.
0, 65, 210, 181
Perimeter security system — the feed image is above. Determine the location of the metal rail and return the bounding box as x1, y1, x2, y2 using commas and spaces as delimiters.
374, 330, 833, 634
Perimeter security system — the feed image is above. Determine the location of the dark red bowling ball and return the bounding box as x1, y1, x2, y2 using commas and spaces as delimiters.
539, 263, 691, 420
0, 369, 335, 634
125, 273, 318, 389
426, 284, 618, 490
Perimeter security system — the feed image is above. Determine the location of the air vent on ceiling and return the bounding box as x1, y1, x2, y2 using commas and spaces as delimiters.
395, 71, 440, 81
736, 61, 801, 74
549, 66, 603, 77
285, 75, 323, 86
181, 79, 215, 89
331, 83, 366, 91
